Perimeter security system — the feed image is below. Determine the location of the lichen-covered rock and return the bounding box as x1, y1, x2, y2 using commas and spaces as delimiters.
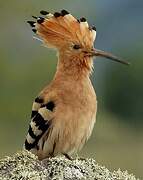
0, 150, 139, 180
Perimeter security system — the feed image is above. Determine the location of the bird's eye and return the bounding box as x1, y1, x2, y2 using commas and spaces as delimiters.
73, 44, 81, 50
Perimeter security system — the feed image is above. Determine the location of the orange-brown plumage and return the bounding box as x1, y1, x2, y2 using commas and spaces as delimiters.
35, 11, 95, 50
25, 9, 129, 160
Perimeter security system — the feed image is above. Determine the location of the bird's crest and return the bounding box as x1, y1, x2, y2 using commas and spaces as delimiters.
27, 10, 96, 49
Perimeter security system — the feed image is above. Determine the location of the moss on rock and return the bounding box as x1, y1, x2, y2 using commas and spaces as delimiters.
0, 150, 139, 180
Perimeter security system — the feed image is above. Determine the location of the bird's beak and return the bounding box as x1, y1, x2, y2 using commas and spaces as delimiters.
90, 48, 130, 65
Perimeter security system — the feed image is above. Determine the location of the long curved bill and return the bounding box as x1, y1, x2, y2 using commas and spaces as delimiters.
91, 49, 130, 65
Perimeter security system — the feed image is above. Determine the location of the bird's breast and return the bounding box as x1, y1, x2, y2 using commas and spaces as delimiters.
53, 80, 97, 152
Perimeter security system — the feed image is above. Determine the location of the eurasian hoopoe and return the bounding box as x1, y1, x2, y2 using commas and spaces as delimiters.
25, 9, 129, 160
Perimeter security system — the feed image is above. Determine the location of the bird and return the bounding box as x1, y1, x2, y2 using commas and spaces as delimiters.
25, 9, 129, 160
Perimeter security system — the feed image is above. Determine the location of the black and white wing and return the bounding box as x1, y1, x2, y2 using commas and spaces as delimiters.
24, 97, 55, 151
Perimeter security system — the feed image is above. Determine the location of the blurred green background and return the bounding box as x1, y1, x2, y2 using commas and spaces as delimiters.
0, 0, 143, 178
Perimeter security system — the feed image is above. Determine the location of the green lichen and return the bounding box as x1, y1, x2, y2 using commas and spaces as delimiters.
0, 150, 139, 180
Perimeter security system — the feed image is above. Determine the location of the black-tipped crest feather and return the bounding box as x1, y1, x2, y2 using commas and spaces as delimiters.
40, 10, 49, 15
27, 21, 35, 27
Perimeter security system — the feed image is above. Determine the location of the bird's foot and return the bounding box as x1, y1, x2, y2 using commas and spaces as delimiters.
62, 153, 73, 160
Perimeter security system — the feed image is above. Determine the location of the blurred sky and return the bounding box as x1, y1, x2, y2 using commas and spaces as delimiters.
0, 0, 143, 178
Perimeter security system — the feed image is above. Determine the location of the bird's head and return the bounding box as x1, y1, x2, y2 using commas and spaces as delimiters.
28, 10, 129, 68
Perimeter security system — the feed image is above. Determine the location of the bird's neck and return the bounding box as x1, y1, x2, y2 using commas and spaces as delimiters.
54, 52, 93, 81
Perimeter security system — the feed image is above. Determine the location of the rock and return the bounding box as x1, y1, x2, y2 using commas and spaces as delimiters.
0, 150, 139, 180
